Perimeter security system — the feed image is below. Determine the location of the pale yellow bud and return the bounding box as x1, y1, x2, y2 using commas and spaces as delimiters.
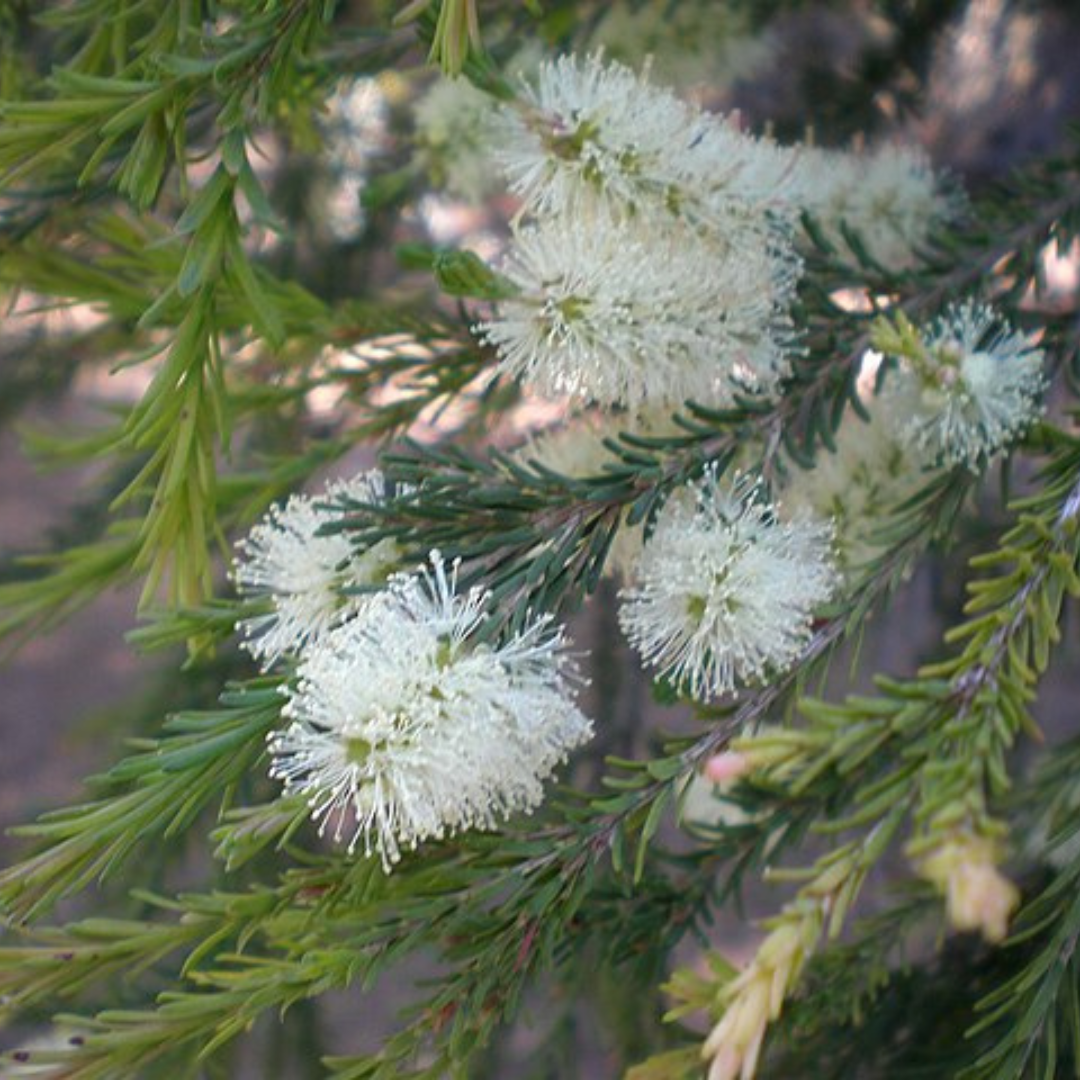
702, 976, 771, 1080
755, 921, 804, 972
946, 855, 1020, 944
707, 1044, 743, 1080
917, 835, 1020, 944
702, 921, 807, 1080
701, 865, 846, 1079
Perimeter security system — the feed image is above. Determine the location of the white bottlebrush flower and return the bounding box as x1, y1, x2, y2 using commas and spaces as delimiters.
788, 143, 963, 267
268, 554, 592, 869
516, 403, 741, 480
887, 301, 1046, 468
779, 388, 927, 576
619, 474, 836, 699
682, 122, 801, 215
851, 145, 964, 265
496, 51, 708, 218
479, 206, 795, 409
232, 471, 400, 669
497, 51, 797, 226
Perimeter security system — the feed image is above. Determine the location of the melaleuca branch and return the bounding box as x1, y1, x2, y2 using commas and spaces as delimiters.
0, 680, 284, 924
3, 7, 1080, 1080
326, 144, 1080, 630
637, 435, 1080, 1077
0, 463, 972, 1077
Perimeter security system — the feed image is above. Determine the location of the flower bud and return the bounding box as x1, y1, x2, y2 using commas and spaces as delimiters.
918, 834, 1020, 944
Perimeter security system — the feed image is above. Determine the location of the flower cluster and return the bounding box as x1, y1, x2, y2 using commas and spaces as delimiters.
236, 479, 592, 870
232, 471, 401, 669
789, 143, 964, 267
480, 52, 800, 410
880, 301, 1046, 468
494, 51, 718, 219
701, 906, 820, 1080
784, 301, 1045, 580
269, 555, 591, 868
619, 474, 835, 699
477, 54, 965, 417
916, 833, 1020, 944
779, 371, 926, 577
483, 208, 792, 408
